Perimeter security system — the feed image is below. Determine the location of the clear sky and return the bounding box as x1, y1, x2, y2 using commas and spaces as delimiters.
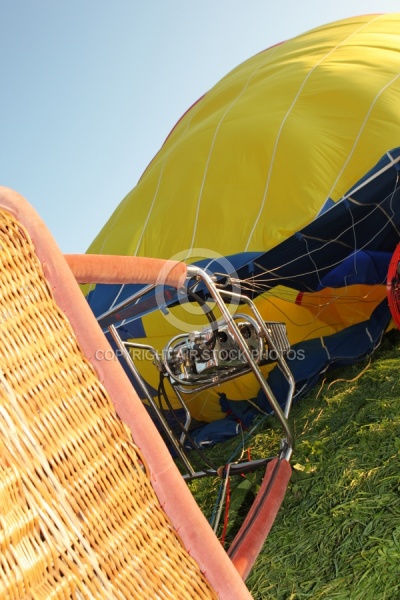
1, 1, 399, 253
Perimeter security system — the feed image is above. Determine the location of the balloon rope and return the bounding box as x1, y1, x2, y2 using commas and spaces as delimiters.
236, 176, 400, 288
228, 176, 400, 329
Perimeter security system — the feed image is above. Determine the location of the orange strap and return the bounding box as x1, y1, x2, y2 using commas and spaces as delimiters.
64, 254, 187, 289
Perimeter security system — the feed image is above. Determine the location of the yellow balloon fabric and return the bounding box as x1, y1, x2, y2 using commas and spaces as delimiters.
89, 13, 400, 260
86, 13, 400, 423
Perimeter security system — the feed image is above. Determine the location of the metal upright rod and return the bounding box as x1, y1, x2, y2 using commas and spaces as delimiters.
186, 266, 294, 457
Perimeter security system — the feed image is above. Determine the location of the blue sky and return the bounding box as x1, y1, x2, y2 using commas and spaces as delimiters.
1, 1, 399, 253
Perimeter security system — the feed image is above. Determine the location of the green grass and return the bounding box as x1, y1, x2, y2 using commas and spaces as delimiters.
189, 329, 400, 599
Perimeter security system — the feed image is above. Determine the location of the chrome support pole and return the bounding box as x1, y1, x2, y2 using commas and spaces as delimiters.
108, 324, 196, 474
186, 266, 294, 458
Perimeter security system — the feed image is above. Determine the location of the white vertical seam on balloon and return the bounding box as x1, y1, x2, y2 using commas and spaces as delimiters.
326, 70, 400, 201
134, 159, 166, 257
244, 14, 382, 253
186, 46, 281, 259
107, 157, 166, 310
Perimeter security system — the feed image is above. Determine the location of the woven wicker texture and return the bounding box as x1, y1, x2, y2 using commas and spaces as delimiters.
0, 208, 217, 599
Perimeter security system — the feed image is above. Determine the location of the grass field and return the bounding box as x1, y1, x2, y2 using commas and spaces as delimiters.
189, 329, 400, 599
